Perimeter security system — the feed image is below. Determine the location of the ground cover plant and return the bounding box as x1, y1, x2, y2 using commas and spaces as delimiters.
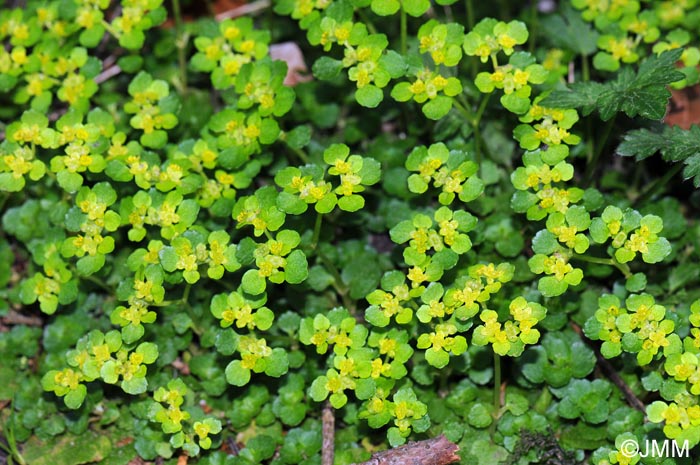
2, 0, 700, 464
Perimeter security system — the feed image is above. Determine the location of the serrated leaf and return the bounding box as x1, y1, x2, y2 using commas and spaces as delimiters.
540, 6, 598, 56
540, 82, 605, 116
617, 125, 700, 187
541, 50, 684, 121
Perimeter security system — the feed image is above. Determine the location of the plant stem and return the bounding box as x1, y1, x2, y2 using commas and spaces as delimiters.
290, 145, 310, 164
311, 213, 323, 250
400, 8, 407, 55
528, 0, 538, 54
181, 282, 191, 303
571, 254, 633, 279
582, 55, 590, 82
452, 100, 484, 164
490, 352, 501, 435
571, 254, 612, 266
2, 417, 27, 465
82, 274, 112, 293
101, 20, 121, 39
465, 0, 474, 30
172, 0, 188, 93
452, 99, 475, 123
585, 116, 615, 186
474, 92, 491, 124
635, 162, 683, 205
317, 251, 355, 313
613, 261, 633, 280
493, 353, 501, 411
465, 0, 477, 77
356, 8, 377, 35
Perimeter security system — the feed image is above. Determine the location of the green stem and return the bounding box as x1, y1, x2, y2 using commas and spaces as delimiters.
615, 261, 633, 280
317, 251, 355, 313
452, 99, 476, 124
582, 55, 590, 82
101, 20, 121, 39
2, 417, 27, 465
452, 100, 482, 163
571, 254, 613, 266
82, 274, 112, 293
290, 145, 310, 164
181, 283, 191, 303
465, 0, 477, 77
311, 213, 323, 250
172, 0, 188, 93
582, 55, 593, 164
474, 93, 491, 125
571, 254, 633, 279
490, 352, 501, 435
493, 352, 501, 411
635, 162, 684, 205
356, 8, 377, 34
400, 8, 407, 55
528, 0, 538, 54
585, 116, 616, 186
465, 0, 474, 30
0, 193, 10, 216
455, 96, 491, 168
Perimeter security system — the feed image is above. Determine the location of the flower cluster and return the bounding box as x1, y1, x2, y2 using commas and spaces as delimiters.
360, 386, 430, 446
300, 308, 368, 356
573, 0, 700, 82
150, 378, 223, 455
124, 72, 179, 149
590, 206, 671, 264
60, 182, 121, 276
392, 68, 463, 119
638, 300, 700, 446
585, 293, 675, 365
405, 143, 484, 205
210, 290, 274, 331
307, 14, 401, 107
472, 297, 546, 356
42, 329, 158, 407
225, 335, 289, 386
159, 230, 241, 284
236, 229, 308, 295
191, 17, 270, 90
463, 18, 529, 64
275, 143, 380, 214
474, 53, 548, 114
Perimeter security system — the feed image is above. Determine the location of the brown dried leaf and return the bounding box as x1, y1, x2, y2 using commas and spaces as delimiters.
269, 42, 312, 86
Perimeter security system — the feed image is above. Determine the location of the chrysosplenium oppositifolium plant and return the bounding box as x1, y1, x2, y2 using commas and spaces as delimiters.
2, 0, 700, 464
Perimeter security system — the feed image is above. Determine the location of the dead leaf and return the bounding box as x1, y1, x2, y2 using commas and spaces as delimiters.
172, 357, 190, 375
177, 454, 188, 465
665, 84, 700, 129
269, 42, 312, 86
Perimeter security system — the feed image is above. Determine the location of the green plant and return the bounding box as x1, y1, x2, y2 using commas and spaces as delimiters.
2, 0, 700, 464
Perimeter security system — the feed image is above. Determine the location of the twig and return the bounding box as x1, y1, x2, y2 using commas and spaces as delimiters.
226, 437, 240, 455
95, 64, 122, 85
352, 435, 460, 465
1, 310, 42, 327
571, 322, 646, 413
322, 402, 335, 465
215, 0, 271, 20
